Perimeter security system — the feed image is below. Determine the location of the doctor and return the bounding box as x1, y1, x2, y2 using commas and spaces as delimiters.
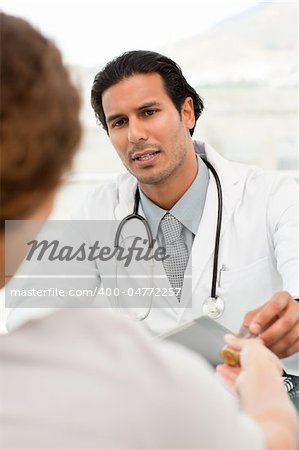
88, 50, 298, 362
8, 50, 298, 366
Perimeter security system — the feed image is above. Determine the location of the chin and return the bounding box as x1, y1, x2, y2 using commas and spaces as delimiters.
136, 171, 170, 185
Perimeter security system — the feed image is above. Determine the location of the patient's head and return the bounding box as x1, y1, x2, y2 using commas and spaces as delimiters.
0, 12, 81, 227
0, 13, 82, 285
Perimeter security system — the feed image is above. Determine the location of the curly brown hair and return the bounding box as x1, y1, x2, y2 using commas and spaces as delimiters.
0, 13, 81, 228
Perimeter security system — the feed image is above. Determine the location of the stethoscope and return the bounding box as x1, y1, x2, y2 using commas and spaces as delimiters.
114, 156, 224, 320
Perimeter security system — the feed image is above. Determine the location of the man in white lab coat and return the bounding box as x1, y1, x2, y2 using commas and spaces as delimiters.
72, 140, 298, 344
7, 50, 298, 371
87, 50, 298, 363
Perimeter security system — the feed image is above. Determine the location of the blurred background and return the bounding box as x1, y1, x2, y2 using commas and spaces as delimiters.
1, 0, 297, 218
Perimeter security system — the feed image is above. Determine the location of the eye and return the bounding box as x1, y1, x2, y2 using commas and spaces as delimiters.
143, 109, 157, 117
112, 118, 126, 128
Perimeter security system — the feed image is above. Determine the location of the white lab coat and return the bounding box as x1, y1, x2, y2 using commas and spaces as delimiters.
7, 143, 298, 370
68, 143, 298, 326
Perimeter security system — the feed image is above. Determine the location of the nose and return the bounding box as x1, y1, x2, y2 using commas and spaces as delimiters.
128, 117, 148, 143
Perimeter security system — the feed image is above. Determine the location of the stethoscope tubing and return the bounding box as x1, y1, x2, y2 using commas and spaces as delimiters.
114, 155, 223, 316
200, 157, 223, 299
114, 188, 154, 249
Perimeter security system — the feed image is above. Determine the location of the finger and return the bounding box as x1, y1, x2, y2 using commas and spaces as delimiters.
269, 332, 299, 358
266, 320, 299, 354
281, 338, 299, 358
250, 291, 293, 335
224, 334, 264, 351
216, 364, 240, 378
249, 315, 278, 336
240, 339, 283, 374
259, 302, 299, 347
242, 309, 259, 327
224, 334, 242, 350
216, 365, 240, 392
238, 323, 255, 338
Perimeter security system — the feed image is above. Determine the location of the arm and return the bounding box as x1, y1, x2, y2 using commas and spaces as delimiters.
217, 335, 298, 450
242, 177, 298, 358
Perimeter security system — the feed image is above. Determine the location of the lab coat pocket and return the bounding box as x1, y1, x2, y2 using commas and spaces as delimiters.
218, 256, 272, 330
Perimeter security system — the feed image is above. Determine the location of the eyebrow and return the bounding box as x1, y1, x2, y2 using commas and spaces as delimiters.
106, 101, 162, 124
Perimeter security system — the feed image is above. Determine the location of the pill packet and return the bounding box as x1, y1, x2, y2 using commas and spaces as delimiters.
219, 324, 257, 366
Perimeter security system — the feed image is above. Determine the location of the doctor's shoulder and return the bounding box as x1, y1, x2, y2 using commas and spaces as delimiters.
71, 172, 136, 220
231, 159, 297, 206
248, 168, 298, 219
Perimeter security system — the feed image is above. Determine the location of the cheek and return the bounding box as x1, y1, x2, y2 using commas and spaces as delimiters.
158, 114, 177, 129
159, 113, 183, 134
150, 119, 176, 145
160, 124, 186, 149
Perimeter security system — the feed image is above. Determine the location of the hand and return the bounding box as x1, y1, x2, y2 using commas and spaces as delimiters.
218, 336, 297, 450
217, 334, 282, 393
242, 291, 299, 358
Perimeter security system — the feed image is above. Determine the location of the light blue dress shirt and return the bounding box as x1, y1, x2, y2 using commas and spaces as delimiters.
139, 154, 209, 254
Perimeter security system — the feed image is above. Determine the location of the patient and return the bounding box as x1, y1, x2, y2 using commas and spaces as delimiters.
0, 12, 297, 450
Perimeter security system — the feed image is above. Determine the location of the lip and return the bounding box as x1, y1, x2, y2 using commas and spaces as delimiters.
132, 150, 160, 167
131, 149, 160, 160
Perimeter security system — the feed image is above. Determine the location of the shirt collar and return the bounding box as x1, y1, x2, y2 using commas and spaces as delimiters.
139, 154, 209, 238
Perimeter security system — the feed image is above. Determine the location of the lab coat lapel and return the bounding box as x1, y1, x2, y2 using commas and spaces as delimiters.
192, 144, 241, 270
178, 144, 242, 320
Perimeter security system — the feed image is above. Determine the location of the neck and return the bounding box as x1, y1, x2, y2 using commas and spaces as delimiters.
140, 149, 198, 210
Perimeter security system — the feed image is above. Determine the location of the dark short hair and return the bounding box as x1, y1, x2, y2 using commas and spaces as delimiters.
91, 50, 204, 136
0, 13, 81, 227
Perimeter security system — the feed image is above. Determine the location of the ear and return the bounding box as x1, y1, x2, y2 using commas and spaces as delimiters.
181, 97, 195, 130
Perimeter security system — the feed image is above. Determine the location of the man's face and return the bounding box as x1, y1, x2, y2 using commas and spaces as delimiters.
102, 73, 195, 187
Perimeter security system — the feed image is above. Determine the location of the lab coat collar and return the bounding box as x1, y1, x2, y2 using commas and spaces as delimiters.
191, 142, 241, 271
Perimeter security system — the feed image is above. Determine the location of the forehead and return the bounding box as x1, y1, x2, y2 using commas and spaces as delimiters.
102, 73, 173, 115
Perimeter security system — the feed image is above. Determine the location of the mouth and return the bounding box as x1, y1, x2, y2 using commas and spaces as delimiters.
132, 150, 160, 162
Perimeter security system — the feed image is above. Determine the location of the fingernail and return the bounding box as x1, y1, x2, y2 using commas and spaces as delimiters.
250, 323, 261, 335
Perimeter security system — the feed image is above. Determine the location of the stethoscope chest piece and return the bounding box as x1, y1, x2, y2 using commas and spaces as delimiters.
202, 296, 225, 319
